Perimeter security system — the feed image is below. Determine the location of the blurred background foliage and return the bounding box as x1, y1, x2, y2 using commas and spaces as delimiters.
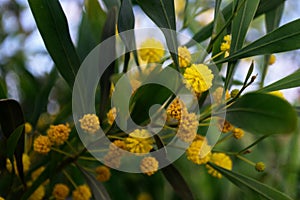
0, 0, 300, 199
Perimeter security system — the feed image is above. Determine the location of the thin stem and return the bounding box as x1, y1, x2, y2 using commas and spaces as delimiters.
51, 147, 73, 157
216, 133, 233, 145
65, 140, 77, 153
238, 135, 268, 154
63, 170, 77, 188
78, 156, 99, 161
236, 154, 255, 166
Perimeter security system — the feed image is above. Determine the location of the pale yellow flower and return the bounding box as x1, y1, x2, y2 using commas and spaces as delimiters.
186, 136, 211, 164
140, 157, 159, 176
139, 38, 165, 63
125, 129, 153, 154
183, 64, 213, 95
79, 114, 100, 134
178, 46, 191, 68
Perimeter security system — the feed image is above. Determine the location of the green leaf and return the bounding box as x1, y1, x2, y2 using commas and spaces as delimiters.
209, 163, 293, 200
154, 135, 194, 200
99, 8, 117, 120
218, 19, 300, 63
77, 0, 107, 61
6, 125, 24, 161
258, 69, 300, 92
190, 0, 285, 45
0, 79, 7, 99
102, 0, 120, 10
226, 93, 297, 135
118, 0, 139, 69
261, 2, 284, 87
28, 0, 80, 88
230, 0, 260, 53
0, 99, 25, 184
136, 0, 179, 69
78, 166, 111, 200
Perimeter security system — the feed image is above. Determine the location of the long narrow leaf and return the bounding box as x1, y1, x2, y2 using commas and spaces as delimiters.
78, 166, 111, 200
259, 69, 300, 92
0, 99, 25, 184
209, 163, 293, 200
218, 19, 300, 63
28, 0, 81, 87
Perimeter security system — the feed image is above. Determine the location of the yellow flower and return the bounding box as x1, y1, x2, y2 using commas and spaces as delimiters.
137, 192, 153, 200
140, 157, 159, 176
125, 129, 153, 154
186, 136, 211, 164
177, 111, 199, 142
107, 107, 117, 125
212, 87, 230, 104
79, 114, 100, 134
255, 162, 265, 172
25, 122, 33, 134
104, 140, 126, 168
183, 64, 213, 95
220, 34, 231, 57
28, 185, 45, 200
6, 154, 31, 175
167, 98, 187, 121
206, 153, 232, 178
218, 118, 234, 133
52, 183, 69, 200
47, 123, 71, 145
232, 128, 244, 139
269, 54, 276, 65
139, 38, 165, 63
95, 166, 111, 182
269, 91, 285, 99
33, 135, 52, 154
0, 197, 4, 200
178, 46, 191, 67
72, 185, 92, 200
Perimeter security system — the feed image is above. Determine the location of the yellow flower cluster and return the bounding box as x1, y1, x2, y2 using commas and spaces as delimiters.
255, 162, 265, 172
178, 46, 191, 68
52, 183, 69, 200
125, 129, 153, 154
140, 156, 159, 176
177, 111, 199, 142
25, 122, 33, 134
47, 124, 70, 145
107, 107, 117, 125
232, 128, 244, 139
33, 135, 52, 154
183, 64, 214, 95
139, 38, 165, 63
212, 87, 231, 104
167, 98, 187, 121
6, 154, 31, 175
186, 136, 211, 164
95, 165, 111, 182
0, 197, 4, 200
220, 34, 231, 57
79, 114, 100, 134
72, 185, 91, 200
218, 118, 234, 133
104, 140, 126, 168
206, 153, 232, 178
